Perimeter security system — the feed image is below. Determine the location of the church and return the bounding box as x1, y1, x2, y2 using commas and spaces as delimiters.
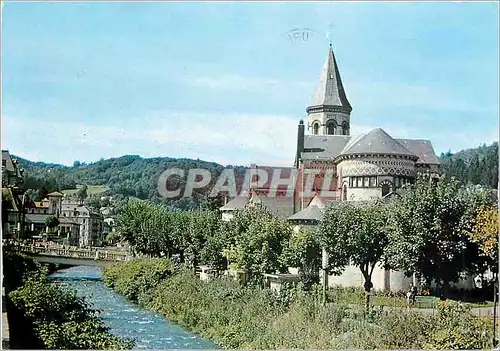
220, 45, 453, 292
222, 45, 440, 220
294, 44, 440, 208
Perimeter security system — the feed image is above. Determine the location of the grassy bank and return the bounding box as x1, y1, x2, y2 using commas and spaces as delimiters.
3, 251, 133, 349
103, 259, 494, 350
327, 286, 495, 309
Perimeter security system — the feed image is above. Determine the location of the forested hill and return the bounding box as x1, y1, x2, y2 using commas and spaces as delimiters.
13, 141, 498, 204
439, 142, 498, 189
15, 155, 247, 208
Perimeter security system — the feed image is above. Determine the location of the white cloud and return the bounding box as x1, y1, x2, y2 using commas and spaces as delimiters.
1, 111, 299, 167
2, 108, 495, 167
180, 73, 310, 93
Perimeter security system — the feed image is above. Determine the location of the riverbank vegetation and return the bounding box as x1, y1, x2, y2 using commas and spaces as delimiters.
103, 259, 494, 349
117, 174, 497, 301
3, 251, 134, 349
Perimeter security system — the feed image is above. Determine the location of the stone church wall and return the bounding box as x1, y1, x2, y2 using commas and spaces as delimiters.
320, 264, 475, 292
339, 157, 416, 177
347, 187, 382, 201
323, 263, 413, 292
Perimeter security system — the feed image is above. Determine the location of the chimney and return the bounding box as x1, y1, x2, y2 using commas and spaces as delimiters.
295, 120, 305, 167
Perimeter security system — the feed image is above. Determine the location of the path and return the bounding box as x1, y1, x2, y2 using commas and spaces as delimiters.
335, 303, 498, 317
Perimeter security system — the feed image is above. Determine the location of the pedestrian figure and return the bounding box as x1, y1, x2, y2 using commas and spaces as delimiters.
406, 283, 417, 306
411, 283, 417, 304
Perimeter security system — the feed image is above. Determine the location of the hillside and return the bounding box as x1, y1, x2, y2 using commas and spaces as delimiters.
13, 141, 498, 208
16, 155, 247, 210
438, 142, 498, 189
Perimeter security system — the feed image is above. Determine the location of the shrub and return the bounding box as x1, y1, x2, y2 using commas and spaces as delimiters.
6, 255, 133, 349
102, 258, 174, 305
424, 301, 492, 349
104, 259, 494, 350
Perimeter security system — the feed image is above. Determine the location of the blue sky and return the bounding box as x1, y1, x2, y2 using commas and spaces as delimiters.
1, 1, 498, 166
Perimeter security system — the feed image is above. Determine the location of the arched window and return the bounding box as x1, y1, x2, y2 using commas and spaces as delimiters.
342, 122, 349, 135
342, 184, 347, 201
313, 123, 319, 135
381, 184, 391, 197
326, 120, 337, 135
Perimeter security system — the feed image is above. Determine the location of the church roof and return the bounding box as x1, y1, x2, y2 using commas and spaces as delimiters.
287, 194, 332, 221
220, 196, 248, 211
220, 194, 294, 219
288, 194, 330, 221
302, 135, 351, 160
339, 128, 417, 158
395, 139, 440, 165
247, 193, 294, 218
307, 194, 328, 209
288, 205, 324, 221
307, 46, 352, 113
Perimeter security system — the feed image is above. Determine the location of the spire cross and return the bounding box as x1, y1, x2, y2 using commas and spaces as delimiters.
326, 23, 334, 47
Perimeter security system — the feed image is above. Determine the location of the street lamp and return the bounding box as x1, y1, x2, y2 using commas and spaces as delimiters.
494, 274, 498, 348
322, 247, 328, 305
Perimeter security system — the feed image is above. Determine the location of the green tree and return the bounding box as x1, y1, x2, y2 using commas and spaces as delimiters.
385, 175, 491, 296
76, 185, 88, 201
117, 200, 158, 255
318, 201, 389, 309
280, 227, 321, 290
466, 205, 498, 273
222, 206, 292, 284
45, 216, 60, 231
9, 269, 133, 349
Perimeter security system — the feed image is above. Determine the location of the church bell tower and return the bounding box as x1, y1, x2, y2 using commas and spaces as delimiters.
306, 45, 352, 136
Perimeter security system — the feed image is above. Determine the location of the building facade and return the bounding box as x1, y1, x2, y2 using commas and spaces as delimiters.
61, 200, 104, 247
2, 150, 25, 238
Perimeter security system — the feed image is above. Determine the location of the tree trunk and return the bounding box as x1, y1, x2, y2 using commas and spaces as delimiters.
441, 281, 450, 300
365, 288, 370, 311
362, 268, 373, 312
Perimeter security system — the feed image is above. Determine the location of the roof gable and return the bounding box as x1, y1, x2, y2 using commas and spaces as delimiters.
396, 138, 440, 165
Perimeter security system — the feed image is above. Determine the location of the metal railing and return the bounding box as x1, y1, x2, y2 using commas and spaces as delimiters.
12, 243, 131, 262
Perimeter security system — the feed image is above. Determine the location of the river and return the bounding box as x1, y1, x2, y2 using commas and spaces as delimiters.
48, 266, 219, 350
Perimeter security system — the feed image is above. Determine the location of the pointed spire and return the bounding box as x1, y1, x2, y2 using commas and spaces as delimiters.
307, 46, 352, 114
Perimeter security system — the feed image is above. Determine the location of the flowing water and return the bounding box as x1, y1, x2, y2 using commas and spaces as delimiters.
49, 266, 219, 350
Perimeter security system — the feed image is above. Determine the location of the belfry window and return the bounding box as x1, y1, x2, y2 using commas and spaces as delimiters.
313, 123, 319, 135
326, 120, 336, 135
342, 122, 349, 135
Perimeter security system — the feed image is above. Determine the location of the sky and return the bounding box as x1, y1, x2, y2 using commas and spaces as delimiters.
1, 1, 498, 167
